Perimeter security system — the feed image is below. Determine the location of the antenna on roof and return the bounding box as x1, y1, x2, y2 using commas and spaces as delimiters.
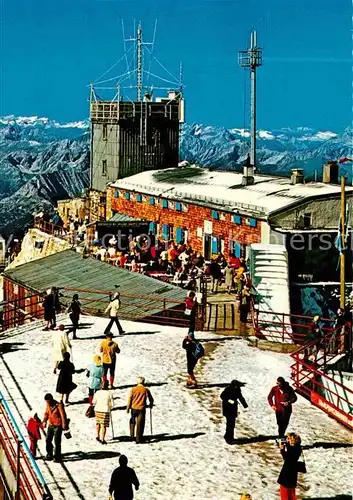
238, 30, 263, 171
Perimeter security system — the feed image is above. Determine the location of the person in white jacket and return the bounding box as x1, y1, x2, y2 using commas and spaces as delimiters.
93, 380, 113, 444
52, 324, 71, 374
104, 292, 125, 335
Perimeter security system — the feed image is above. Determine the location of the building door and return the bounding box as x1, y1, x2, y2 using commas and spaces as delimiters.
204, 234, 211, 260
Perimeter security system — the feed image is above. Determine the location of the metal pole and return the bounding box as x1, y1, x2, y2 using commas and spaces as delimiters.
16, 439, 22, 500
137, 24, 142, 102
340, 176, 346, 309
250, 33, 256, 169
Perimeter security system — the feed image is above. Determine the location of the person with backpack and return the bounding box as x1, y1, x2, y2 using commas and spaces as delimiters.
99, 332, 120, 389
108, 455, 140, 500
42, 393, 68, 462
220, 380, 248, 444
67, 294, 81, 339
104, 292, 125, 335
182, 332, 204, 388
267, 377, 297, 438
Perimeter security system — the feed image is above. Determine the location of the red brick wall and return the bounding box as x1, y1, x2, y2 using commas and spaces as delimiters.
3, 278, 43, 330
107, 187, 261, 258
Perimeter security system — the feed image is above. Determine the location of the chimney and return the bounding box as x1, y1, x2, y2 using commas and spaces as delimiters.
290, 168, 304, 185
242, 154, 255, 186
323, 161, 339, 184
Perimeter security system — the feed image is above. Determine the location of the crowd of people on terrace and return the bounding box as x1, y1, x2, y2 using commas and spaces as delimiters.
92, 234, 252, 297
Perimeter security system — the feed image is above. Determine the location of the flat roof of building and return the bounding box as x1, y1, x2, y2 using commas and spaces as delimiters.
110, 166, 353, 217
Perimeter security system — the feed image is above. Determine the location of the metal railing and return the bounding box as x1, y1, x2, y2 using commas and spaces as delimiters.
0, 392, 52, 499
290, 327, 353, 429
1, 286, 204, 332
252, 306, 336, 344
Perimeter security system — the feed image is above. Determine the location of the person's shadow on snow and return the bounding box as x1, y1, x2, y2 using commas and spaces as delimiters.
61, 450, 121, 461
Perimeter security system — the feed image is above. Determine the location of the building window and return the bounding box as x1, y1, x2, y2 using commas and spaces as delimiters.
211, 236, 221, 254
148, 222, 157, 234
162, 200, 169, 209
248, 218, 257, 228
161, 224, 169, 240
230, 240, 241, 258
212, 210, 219, 220
136, 194, 142, 203
124, 192, 130, 200
175, 227, 185, 243
102, 159, 107, 176
233, 215, 242, 225
114, 190, 119, 198
149, 197, 155, 205
175, 202, 182, 211
304, 213, 312, 228
102, 123, 107, 141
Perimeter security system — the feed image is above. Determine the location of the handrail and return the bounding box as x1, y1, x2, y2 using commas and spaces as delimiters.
0, 391, 52, 499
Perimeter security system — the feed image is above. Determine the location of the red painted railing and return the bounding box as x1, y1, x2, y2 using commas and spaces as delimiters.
0, 393, 52, 499
290, 326, 353, 429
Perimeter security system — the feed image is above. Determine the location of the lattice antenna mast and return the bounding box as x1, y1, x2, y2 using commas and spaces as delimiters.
238, 31, 263, 168
125, 22, 153, 101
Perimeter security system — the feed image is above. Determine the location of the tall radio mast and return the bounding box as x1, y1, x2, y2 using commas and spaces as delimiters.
238, 31, 263, 169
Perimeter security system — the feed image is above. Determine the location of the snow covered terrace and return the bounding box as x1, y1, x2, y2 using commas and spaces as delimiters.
1, 316, 352, 499
111, 167, 353, 218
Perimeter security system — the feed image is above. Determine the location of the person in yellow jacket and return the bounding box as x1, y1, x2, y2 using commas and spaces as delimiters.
99, 332, 120, 388
127, 376, 154, 444
104, 292, 125, 335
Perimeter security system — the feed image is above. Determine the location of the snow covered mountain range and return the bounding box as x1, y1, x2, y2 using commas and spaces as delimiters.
0, 115, 352, 236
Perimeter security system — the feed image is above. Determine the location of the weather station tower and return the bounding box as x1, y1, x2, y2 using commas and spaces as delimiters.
89, 22, 185, 192
238, 31, 263, 185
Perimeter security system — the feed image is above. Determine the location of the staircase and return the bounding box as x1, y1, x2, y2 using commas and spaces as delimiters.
291, 325, 353, 429
248, 244, 292, 343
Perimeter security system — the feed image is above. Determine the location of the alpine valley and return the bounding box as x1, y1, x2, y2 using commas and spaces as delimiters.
0, 115, 352, 236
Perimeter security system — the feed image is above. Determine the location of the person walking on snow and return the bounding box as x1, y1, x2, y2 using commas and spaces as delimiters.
56, 352, 76, 405
267, 377, 297, 438
104, 292, 125, 335
26, 413, 43, 458
277, 432, 303, 500
182, 331, 204, 387
42, 393, 68, 462
220, 380, 248, 444
109, 455, 140, 500
52, 324, 71, 374
127, 376, 154, 444
86, 355, 104, 404
93, 380, 113, 444
100, 332, 120, 389
67, 293, 81, 339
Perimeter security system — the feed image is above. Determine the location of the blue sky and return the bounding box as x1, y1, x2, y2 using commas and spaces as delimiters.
1, 0, 351, 131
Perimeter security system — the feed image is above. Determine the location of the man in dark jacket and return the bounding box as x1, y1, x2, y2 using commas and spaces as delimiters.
182, 332, 199, 387
267, 377, 297, 438
109, 454, 139, 500
220, 380, 248, 443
